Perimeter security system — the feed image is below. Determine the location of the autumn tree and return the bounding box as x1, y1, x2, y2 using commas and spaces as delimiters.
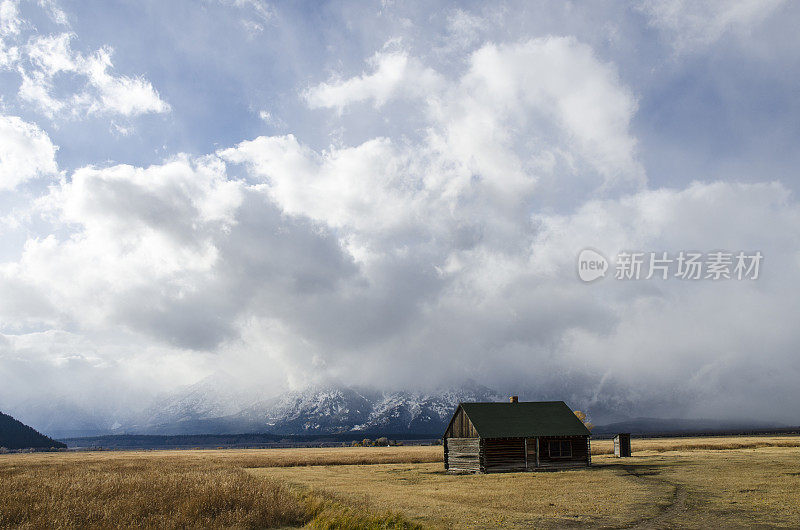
573, 410, 594, 431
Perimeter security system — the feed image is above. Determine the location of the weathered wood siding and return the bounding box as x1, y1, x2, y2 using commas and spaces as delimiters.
587, 437, 592, 466
614, 433, 631, 457
483, 438, 526, 473
525, 437, 538, 468
445, 437, 481, 473
444, 407, 479, 438
534, 436, 590, 470
446, 435, 590, 473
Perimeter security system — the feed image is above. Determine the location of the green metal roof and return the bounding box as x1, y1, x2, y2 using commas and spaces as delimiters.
456, 401, 591, 438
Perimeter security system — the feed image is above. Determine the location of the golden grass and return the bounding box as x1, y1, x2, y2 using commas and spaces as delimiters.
4, 437, 800, 528
251, 442, 800, 528
0, 444, 439, 468
611, 447, 800, 528
254, 461, 669, 528
0, 455, 307, 529
0, 448, 428, 529
589, 435, 800, 455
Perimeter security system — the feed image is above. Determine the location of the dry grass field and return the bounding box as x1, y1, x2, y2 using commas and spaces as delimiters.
0, 447, 436, 529
2, 436, 800, 528
589, 435, 800, 455
257, 446, 800, 528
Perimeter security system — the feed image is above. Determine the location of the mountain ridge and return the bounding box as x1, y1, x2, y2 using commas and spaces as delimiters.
0, 411, 66, 450
122, 380, 505, 436
7, 376, 788, 439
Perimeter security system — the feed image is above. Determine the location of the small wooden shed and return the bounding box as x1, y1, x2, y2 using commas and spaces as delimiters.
443, 400, 591, 473
614, 433, 631, 457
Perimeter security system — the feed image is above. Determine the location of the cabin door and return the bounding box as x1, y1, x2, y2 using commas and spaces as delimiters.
525, 437, 539, 470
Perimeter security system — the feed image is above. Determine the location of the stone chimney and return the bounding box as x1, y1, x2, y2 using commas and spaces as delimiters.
509, 395, 518, 403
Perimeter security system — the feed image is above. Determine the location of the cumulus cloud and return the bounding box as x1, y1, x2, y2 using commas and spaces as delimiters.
2, 1, 800, 432
433, 37, 644, 194
0, 114, 57, 190
239, 154, 799, 423
7, 156, 241, 335
304, 49, 444, 111
1, 150, 364, 353
303, 38, 643, 209
177, 38, 800, 422
6, 151, 800, 424
219, 134, 425, 239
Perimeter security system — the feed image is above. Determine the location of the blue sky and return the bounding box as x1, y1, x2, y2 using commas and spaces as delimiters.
1, 0, 800, 433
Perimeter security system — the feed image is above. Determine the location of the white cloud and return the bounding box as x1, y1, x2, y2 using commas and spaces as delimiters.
214, 127, 800, 421
0, 114, 58, 190
0, 156, 233, 330
304, 49, 444, 111
434, 8, 497, 56
17, 70, 63, 117
0, 329, 208, 435
26, 32, 74, 75
434, 37, 644, 194
21, 35, 170, 117
445, 9, 484, 48
16, 33, 74, 117
640, 0, 787, 52
82, 47, 170, 116
37, 0, 69, 26
219, 135, 422, 238
27, 156, 242, 321
526, 181, 800, 419
2, 0, 800, 432
305, 38, 643, 198
2, 5, 169, 119
0, 0, 20, 67
8, 136, 800, 422
257, 109, 284, 128
1, 148, 359, 351
0, 0, 20, 37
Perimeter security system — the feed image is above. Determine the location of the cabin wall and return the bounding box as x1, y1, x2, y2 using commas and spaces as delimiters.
482, 437, 590, 473
444, 408, 479, 438
446, 435, 591, 474
445, 437, 481, 473
483, 438, 527, 472
534, 436, 590, 470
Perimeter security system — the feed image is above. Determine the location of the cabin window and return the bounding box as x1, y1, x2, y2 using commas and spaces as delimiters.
548, 439, 572, 458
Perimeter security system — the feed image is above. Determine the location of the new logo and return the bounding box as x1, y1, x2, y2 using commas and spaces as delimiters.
577, 248, 608, 282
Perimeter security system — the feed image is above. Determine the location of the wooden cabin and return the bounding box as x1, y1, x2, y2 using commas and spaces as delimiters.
443, 399, 591, 473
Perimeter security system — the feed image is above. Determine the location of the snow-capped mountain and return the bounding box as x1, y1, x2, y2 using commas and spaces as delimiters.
139, 373, 256, 426
122, 378, 504, 436
352, 386, 503, 434
237, 385, 375, 434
